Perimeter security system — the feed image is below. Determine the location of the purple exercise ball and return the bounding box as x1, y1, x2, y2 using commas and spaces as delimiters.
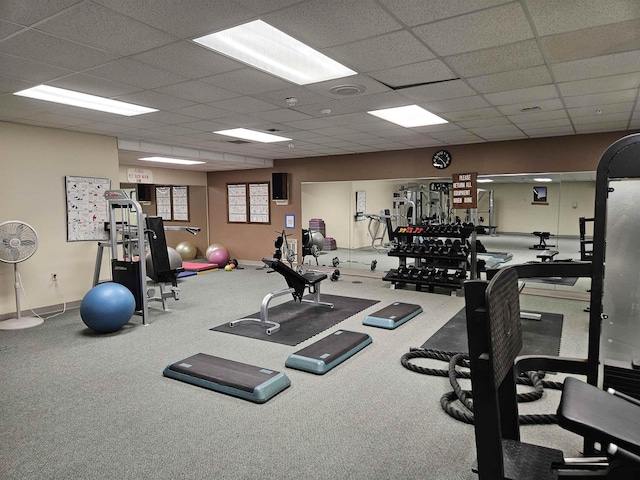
208, 247, 229, 266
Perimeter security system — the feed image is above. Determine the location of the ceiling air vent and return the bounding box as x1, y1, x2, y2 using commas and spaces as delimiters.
227, 140, 251, 144
520, 106, 542, 112
329, 84, 366, 96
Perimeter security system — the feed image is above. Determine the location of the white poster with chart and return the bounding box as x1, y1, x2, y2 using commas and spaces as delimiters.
227, 184, 247, 223
65, 176, 111, 241
172, 186, 189, 221
249, 183, 270, 223
156, 186, 171, 220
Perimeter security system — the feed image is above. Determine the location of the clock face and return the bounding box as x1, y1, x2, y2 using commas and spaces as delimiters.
432, 150, 452, 169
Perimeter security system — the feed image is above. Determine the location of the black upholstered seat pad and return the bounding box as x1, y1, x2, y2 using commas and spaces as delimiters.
558, 377, 640, 455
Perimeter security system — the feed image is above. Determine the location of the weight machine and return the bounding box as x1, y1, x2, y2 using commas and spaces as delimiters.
93, 190, 200, 325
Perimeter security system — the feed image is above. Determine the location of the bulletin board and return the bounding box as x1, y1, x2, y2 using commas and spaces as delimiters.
65, 175, 111, 242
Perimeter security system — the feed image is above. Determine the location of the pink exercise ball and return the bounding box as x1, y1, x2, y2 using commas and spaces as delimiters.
208, 247, 229, 266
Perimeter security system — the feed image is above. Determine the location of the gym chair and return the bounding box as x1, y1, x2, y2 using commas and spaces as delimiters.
145, 216, 184, 310
229, 258, 333, 335
465, 266, 640, 479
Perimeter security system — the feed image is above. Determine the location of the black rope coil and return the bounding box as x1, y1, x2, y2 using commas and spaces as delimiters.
401, 347, 563, 425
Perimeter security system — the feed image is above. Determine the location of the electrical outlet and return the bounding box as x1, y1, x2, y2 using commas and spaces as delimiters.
51, 273, 57, 281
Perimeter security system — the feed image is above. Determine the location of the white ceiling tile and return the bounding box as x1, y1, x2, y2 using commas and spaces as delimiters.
575, 121, 629, 133
0, 0, 81, 26
379, 0, 511, 27
252, 108, 312, 123
337, 91, 412, 111
37, 2, 176, 56
526, 126, 576, 137
85, 59, 188, 90
0, 19, 25, 40
252, 87, 331, 107
412, 3, 533, 56
563, 89, 638, 108
200, 69, 294, 95
0, 75, 32, 94
467, 66, 552, 94
571, 112, 632, 125
424, 95, 490, 113
0, 29, 118, 70
322, 30, 435, 73
131, 41, 243, 79
456, 117, 513, 128
369, 59, 455, 88
444, 40, 544, 77
114, 90, 195, 111
304, 74, 390, 100
400, 80, 477, 102
485, 85, 558, 106
289, 101, 361, 118
93, 0, 254, 38
444, 107, 503, 121
0, 52, 72, 83
140, 111, 199, 125
170, 104, 229, 120
263, 0, 401, 49
209, 96, 279, 114
155, 81, 241, 104
558, 73, 640, 97
496, 98, 564, 116
568, 102, 634, 117
469, 124, 525, 137
507, 109, 569, 124
552, 50, 640, 82
541, 18, 640, 63
525, 0, 640, 36
50, 74, 141, 97
515, 118, 572, 130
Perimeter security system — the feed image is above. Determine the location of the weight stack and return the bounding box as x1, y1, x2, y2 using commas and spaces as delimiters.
323, 237, 337, 251
309, 218, 326, 237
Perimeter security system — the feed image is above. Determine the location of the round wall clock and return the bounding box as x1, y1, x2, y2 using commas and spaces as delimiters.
432, 150, 452, 169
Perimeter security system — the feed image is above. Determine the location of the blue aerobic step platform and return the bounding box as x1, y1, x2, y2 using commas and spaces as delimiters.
285, 330, 372, 374
163, 353, 291, 403
362, 302, 423, 329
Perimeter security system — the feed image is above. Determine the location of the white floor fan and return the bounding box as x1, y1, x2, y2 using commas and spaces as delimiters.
0, 220, 43, 330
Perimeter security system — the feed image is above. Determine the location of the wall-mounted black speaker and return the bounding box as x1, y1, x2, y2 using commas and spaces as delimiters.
272, 173, 288, 200
137, 184, 152, 202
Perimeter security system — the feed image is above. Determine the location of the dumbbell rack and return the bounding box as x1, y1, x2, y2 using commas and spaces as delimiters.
382, 224, 478, 293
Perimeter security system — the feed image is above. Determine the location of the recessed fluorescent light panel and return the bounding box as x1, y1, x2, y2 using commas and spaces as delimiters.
14, 85, 157, 116
367, 105, 448, 128
214, 128, 292, 143
193, 20, 356, 85
139, 157, 205, 166
477, 178, 494, 183
534, 177, 553, 182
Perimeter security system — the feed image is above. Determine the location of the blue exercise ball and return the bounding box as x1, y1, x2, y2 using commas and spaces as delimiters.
80, 282, 136, 334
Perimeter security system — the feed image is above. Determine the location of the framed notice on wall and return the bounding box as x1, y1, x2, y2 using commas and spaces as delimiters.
156, 186, 172, 220
65, 175, 111, 242
227, 182, 270, 224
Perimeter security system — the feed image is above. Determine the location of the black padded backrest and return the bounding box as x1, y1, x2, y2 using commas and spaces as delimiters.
146, 216, 171, 275
485, 267, 523, 388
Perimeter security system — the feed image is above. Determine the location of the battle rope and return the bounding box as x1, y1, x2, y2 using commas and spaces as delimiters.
401, 347, 563, 425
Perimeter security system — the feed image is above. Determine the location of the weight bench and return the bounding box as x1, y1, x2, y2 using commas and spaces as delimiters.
146, 216, 184, 310
536, 249, 559, 262
229, 258, 333, 335
530, 231, 555, 250
465, 267, 640, 479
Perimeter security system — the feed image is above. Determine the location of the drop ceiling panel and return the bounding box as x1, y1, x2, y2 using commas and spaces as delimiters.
467, 66, 552, 94
558, 73, 640, 97
563, 89, 638, 108
524, 126, 576, 137
571, 112, 631, 125
155, 81, 242, 104
0, 0, 82, 26
514, 118, 572, 130
424, 95, 491, 113
50, 74, 141, 98
0, 20, 25, 40
200, 69, 294, 95
323, 30, 435, 73
443, 40, 544, 77
379, 0, 511, 27
0, 75, 32, 94
36, 2, 176, 56
210, 96, 280, 114
496, 98, 564, 116
369, 59, 456, 88
412, 3, 533, 56
0, 52, 72, 83
525, 0, 640, 36
131, 41, 243, 79
508, 109, 570, 124
575, 121, 628, 133
552, 50, 640, 82
85, 59, 188, 90
485, 84, 558, 106
398, 80, 476, 103
568, 102, 634, 117
114, 90, 195, 111
263, 0, 401, 49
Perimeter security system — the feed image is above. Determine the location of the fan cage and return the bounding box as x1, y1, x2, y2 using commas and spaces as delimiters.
0, 221, 39, 264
